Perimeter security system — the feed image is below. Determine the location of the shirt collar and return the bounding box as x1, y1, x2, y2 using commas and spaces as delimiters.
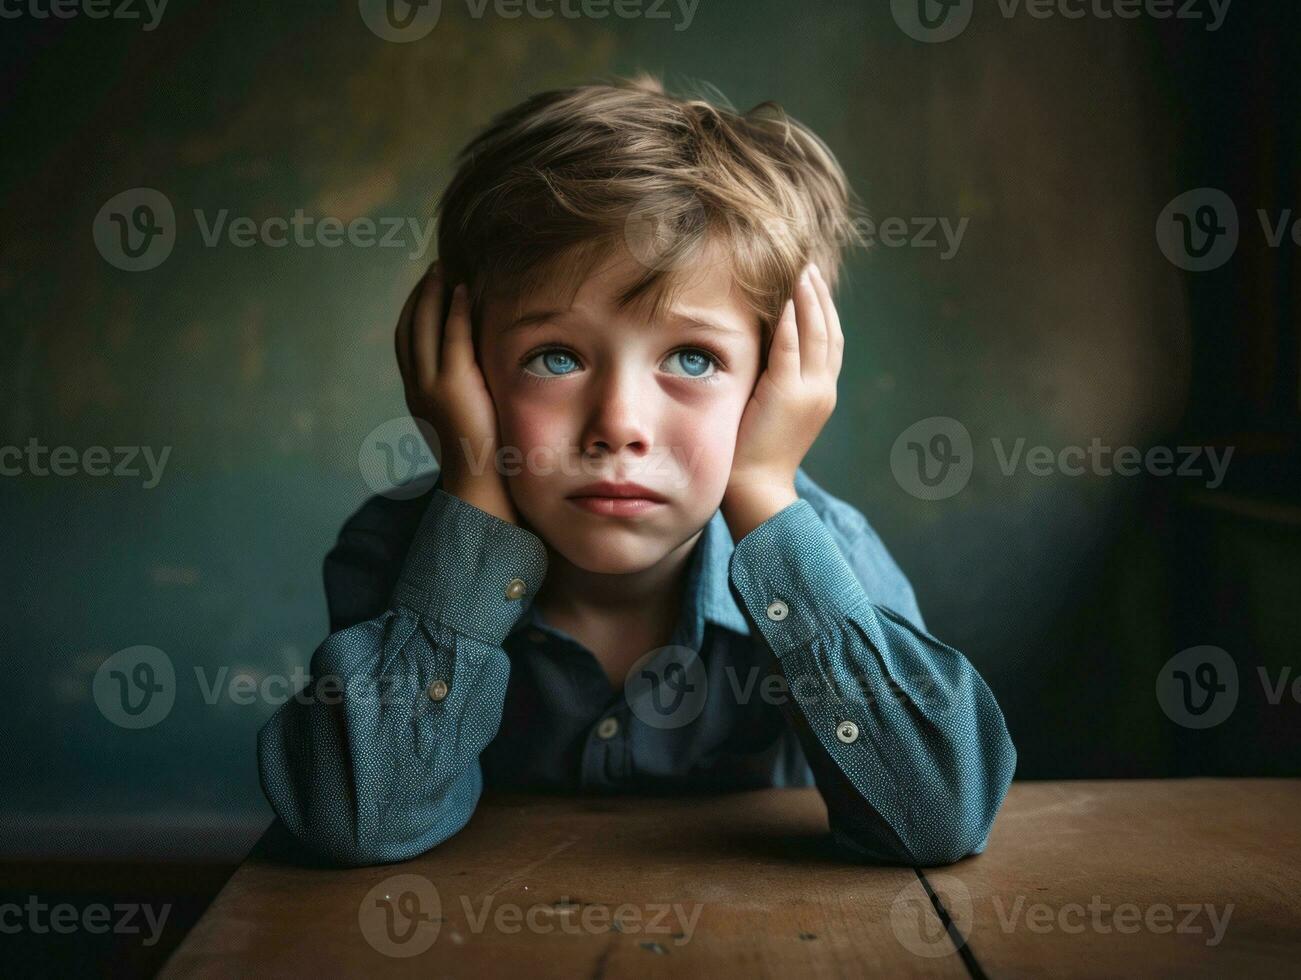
508, 507, 752, 649
678, 507, 752, 647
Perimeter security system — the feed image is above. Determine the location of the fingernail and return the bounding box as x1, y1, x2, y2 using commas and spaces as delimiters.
799, 268, 811, 286
811, 263, 823, 280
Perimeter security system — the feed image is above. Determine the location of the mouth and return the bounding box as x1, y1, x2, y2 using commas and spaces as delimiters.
566, 496, 666, 517
566, 481, 668, 517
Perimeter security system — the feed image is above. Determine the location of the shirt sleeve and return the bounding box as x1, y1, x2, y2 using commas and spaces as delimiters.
728, 498, 1016, 867
256, 487, 548, 867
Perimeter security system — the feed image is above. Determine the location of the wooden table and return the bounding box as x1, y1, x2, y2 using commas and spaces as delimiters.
162, 780, 1301, 978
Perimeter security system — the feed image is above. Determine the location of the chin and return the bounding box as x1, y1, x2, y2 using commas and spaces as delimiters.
543, 526, 669, 574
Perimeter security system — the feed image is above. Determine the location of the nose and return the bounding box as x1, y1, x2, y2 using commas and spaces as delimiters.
580, 363, 653, 461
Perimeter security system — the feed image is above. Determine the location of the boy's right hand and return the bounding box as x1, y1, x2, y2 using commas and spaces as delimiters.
395, 261, 519, 526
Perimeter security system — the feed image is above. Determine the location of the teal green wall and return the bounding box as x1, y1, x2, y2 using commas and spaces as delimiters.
2, 0, 1234, 857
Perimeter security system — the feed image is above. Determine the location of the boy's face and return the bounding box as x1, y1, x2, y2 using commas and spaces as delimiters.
478, 240, 763, 574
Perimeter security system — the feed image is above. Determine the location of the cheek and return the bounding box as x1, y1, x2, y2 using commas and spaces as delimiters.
660, 392, 746, 490
493, 386, 570, 460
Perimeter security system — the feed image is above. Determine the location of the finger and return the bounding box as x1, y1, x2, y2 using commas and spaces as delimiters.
810, 264, 843, 376
413, 263, 445, 391
394, 269, 426, 385
767, 297, 800, 382
442, 283, 474, 374
794, 266, 827, 376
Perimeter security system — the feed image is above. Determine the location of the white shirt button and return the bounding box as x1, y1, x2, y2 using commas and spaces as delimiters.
836, 720, 859, 744
596, 717, 619, 740
766, 599, 789, 622
505, 578, 527, 600
427, 679, 449, 702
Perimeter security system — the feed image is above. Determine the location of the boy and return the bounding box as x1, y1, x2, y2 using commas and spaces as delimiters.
257, 75, 1015, 868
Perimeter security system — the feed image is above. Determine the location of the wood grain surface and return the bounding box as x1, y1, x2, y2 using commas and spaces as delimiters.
162, 780, 1301, 978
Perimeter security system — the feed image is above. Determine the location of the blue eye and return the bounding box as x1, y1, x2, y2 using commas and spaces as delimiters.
520, 346, 721, 382
664, 349, 718, 379
523, 349, 580, 377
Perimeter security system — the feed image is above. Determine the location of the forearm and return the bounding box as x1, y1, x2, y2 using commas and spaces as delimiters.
728, 498, 1016, 865
257, 488, 548, 866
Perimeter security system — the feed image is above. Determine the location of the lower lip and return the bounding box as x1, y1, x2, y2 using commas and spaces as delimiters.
567, 496, 666, 517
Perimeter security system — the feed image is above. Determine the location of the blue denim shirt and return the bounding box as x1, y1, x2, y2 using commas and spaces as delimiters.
257, 466, 1016, 867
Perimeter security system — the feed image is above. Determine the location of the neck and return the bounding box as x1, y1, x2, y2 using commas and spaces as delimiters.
534, 527, 704, 629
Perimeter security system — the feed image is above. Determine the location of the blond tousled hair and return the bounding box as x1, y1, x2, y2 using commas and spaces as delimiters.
435, 73, 864, 345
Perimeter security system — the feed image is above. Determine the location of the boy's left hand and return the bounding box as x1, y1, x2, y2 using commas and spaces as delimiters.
722, 262, 843, 542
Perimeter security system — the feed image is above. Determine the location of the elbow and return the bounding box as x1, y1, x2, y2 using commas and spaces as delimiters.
912, 724, 1017, 867
255, 720, 394, 869
897, 793, 1000, 867
312, 835, 414, 870
903, 816, 991, 868
257, 730, 484, 868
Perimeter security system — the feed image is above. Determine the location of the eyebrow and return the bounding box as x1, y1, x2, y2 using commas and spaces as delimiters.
503, 309, 746, 338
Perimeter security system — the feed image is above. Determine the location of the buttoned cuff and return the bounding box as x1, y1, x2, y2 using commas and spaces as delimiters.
728, 499, 868, 659
391, 488, 548, 647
